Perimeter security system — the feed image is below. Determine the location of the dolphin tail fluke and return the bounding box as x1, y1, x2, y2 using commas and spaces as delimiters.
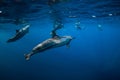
24, 52, 35, 61
24, 54, 31, 61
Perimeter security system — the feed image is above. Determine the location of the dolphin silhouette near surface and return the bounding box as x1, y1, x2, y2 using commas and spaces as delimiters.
7, 24, 30, 43
24, 36, 73, 60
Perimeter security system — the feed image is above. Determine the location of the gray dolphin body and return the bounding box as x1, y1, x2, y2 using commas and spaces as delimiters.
7, 24, 30, 43
24, 36, 73, 60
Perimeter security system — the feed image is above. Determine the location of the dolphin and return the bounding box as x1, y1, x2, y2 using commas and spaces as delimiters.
24, 36, 73, 60
7, 24, 30, 43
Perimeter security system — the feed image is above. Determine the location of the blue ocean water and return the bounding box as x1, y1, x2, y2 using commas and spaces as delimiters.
0, 0, 120, 80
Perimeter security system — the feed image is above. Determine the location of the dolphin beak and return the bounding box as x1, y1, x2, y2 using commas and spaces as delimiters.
26, 24, 30, 28
23, 24, 30, 30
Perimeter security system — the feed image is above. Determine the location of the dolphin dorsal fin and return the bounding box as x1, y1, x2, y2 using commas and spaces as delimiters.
16, 30, 19, 33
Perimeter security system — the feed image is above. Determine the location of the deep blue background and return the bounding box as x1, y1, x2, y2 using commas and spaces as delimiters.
0, 0, 120, 80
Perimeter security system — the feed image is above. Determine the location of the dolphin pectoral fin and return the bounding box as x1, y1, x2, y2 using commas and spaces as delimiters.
16, 30, 19, 33
66, 44, 70, 48
66, 40, 71, 48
